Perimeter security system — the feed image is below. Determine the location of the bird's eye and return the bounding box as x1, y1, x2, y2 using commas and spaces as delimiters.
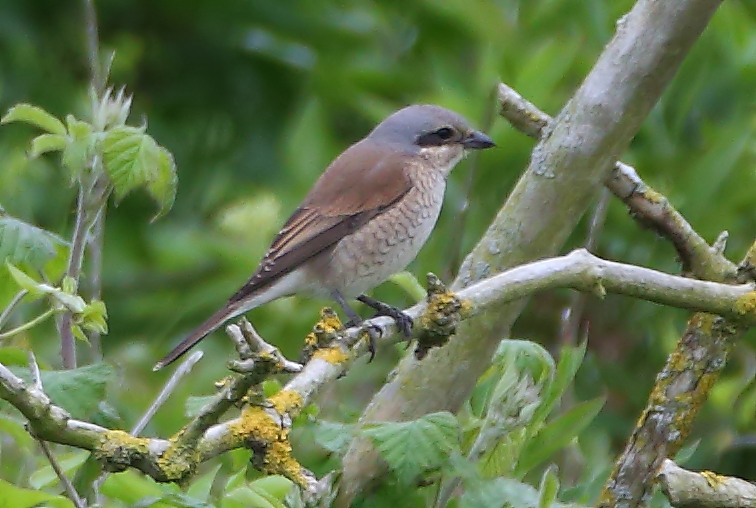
435, 127, 454, 140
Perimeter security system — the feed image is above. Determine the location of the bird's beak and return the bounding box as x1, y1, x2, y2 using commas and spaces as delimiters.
462, 130, 496, 149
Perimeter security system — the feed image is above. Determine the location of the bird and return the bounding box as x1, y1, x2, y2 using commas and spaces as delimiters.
154, 104, 495, 370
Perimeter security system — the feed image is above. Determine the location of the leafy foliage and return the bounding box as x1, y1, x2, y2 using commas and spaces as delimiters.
0, 0, 754, 506
362, 411, 461, 485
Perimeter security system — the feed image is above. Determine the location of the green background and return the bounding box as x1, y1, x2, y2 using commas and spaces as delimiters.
0, 0, 755, 502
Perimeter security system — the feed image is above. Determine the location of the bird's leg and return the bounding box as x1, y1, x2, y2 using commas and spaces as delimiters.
330, 290, 379, 360
357, 294, 413, 338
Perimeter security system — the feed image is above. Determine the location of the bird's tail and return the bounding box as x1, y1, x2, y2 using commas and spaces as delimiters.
153, 302, 243, 370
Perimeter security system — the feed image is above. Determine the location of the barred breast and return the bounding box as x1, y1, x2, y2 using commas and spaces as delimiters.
319, 172, 446, 298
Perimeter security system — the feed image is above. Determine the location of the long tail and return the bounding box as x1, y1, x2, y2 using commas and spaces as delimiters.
153, 302, 243, 370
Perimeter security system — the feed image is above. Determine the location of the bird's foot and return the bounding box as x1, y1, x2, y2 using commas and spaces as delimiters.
357, 294, 413, 338
344, 316, 382, 361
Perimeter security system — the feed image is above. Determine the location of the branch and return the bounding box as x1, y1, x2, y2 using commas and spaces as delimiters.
339, 1, 726, 500
1, 249, 754, 491
497, 82, 738, 282
657, 459, 756, 508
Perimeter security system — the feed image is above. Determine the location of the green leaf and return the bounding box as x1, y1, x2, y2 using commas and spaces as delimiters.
460, 477, 539, 508
102, 126, 178, 218
102, 125, 154, 199
61, 115, 95, 181
538, 465, 560, 508
0, 416, 34, 449
8, 363, 116, 420
185, 395, 216, 418
5, 262, 44, 297
313, 420, 355, 454
29, 450, 88, 489
515, 397, 605, 477
77, 299, 108, 334
388, 271, 426, 302
100, 470, 167, 505
147, 146, 177, 220
1, 104, 66, 135
29, 133, 67, 157
530, 341, 587, 429
361, 411, 460, 484
0, 477, 73, 508
0, 346, 31, 366
0, 215, 68, 270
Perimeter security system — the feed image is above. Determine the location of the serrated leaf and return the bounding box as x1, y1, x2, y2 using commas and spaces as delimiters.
0, 477, 74, 508
1, 104, 66, 135
313, 420, 355, 454
361, 411, 460, 484
515, 397, 605, 477
29, 133, 67, 157
147, 146, 177, 220
460, 477, 539, 508
0, 215, 68, 270
10, 363, 115, 420
102, 125, 156, 200
62, 115, 95, 181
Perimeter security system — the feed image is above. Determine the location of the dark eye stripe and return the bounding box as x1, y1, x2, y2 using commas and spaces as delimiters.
416, 126, 456, 146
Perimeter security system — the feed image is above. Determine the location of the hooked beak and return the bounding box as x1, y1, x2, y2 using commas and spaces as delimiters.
462, 130, 496, 149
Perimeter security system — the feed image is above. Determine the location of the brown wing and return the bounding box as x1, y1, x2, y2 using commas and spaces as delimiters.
229, 140, 412, 302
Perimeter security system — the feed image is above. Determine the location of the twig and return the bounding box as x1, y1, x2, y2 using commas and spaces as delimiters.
497, 81, 738, 282
132, 350, 205, 436
561, 187, 611, 344
0, 289, 28, 328
1, 250, 754, 486
28, 352, 86, 508
0, 308, 56, 340
658, 459, 756, 508
38, 441, 86, 508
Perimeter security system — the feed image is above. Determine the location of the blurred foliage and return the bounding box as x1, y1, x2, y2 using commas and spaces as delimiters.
0, 0, 755, 506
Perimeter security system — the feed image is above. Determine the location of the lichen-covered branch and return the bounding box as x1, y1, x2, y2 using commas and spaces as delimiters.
338, 1, 725, 503
657, 459, 756, 508
2, 249, 754, 493
598, 316, 742, 508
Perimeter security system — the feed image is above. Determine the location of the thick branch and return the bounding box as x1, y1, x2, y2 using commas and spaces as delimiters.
338, 1, 725, 502
657, 459, 756, 508
1, 249, 754, 488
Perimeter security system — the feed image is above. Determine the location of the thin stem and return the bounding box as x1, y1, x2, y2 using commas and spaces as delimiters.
86, 199, 106, 361
0, 308, 56, 340
82, 0, 103, 95
561, 187, 611, 344
0, 289, 28, 328
38, 441, 86, 508
58, 185, 89, 369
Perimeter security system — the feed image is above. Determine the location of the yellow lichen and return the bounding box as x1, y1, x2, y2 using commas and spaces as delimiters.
263, 440, 306, 486
228, 405, 281, 444
642, 188, 666, 204
269, 390, 303, 415
99, 429, 150, 456
312, 346, 350, 365
700, 470, 725, 488
734, 291, 756, 317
